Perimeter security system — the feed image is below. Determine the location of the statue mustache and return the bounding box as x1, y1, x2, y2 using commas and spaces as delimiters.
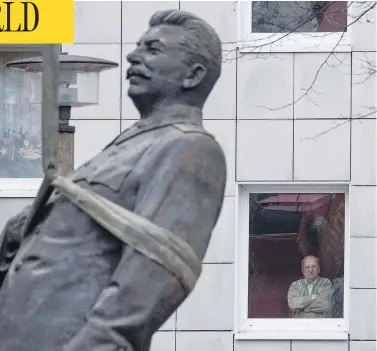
126, 67, 182, 87
126, 66, 152, 80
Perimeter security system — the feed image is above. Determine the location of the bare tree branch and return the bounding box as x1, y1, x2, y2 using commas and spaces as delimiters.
227, 1, 376, 140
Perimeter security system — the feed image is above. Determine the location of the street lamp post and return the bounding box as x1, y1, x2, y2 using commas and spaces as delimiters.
5, 47, 118, 238
6, 50, 118, 175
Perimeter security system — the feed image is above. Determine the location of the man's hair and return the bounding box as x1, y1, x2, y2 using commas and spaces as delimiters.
301, 255, 320, 267
149, 9, 222, 95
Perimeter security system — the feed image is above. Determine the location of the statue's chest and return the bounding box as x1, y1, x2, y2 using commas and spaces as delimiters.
69, 136, 153, 193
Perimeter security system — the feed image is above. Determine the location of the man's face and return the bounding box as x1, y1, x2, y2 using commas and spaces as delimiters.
302, 257, 320, 282
126, 25, 192, 101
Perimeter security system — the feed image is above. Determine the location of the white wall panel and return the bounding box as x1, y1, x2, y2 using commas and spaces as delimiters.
150, 331, 175, 351
237, 120, 293, 181
350, 186, 376, 238
292, 341, 348, 351
235, 340, 290, 351
294, 53, 351, 119
350, 341, 377, 351
176, 332, 233, 351
176, 264, 234, 330
237, 53, 294, 120
352, 52, 376, 119
294, 119, 350, 181
350, 238, 376, 288
351, 119, 376, 185
350, 289, 377, 340
179, 1, 237, 43
351, 3, 376, 51
74, 2, 121, 44
122, 1, 179, 43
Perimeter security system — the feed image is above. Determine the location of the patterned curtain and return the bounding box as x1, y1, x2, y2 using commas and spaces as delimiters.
0, 52, 42, 178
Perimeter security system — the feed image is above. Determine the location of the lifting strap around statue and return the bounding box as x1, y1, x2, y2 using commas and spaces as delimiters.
51, 176, 201, 294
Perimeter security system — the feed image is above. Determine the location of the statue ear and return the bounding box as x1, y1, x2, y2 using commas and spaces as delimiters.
182, 63, 207, 90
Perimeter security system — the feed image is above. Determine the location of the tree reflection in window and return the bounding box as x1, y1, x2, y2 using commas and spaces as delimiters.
251, 1, 348, 33
0, 52, 42, 178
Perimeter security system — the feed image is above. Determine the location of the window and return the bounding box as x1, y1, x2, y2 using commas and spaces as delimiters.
235, 184, 349, 339
0, 50, 43, 197
237, 1, 352, 52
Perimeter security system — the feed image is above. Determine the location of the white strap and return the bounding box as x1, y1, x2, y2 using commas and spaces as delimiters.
52, 176, 201, 293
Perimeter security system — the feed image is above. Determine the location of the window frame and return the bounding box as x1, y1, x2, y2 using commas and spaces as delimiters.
237, 1, 353, 53
0, 179, 42, 198
0, 45, 58, 198
234, 182, 350, 340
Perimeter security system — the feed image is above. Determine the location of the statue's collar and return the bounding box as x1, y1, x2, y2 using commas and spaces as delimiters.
112, 104, 203, 146
136, 104, 203, 128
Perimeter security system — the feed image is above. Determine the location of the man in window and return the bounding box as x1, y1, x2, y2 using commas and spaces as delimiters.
287, 255, 333, 318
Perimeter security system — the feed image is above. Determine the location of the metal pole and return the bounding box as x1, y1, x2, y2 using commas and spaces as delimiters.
22, 44, 61, 238
42, 44, 60, 178
42, 47, 75, 176
58, 106, 75, 175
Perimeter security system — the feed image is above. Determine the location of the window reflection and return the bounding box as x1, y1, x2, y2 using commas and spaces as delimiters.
248, 193, 345, 319
252, 1, 348, 33
0, 52, 42, 178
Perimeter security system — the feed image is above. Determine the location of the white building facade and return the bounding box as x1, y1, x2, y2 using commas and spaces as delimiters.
0, 1, 376, 351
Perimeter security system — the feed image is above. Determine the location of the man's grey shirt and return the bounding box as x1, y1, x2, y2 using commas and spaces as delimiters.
0, 104, 227, 350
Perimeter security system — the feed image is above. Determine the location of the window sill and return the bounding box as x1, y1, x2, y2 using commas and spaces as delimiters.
0, 179, 42, 198
235, 331, 349, 341
0, 189, 38, 198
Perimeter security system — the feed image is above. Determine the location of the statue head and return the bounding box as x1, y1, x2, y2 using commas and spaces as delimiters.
126, 9, 222, 116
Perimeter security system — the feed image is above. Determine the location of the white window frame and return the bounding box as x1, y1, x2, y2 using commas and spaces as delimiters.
237, 1, 354, 53
234, 182, 350, 340
0, 45, 55, 198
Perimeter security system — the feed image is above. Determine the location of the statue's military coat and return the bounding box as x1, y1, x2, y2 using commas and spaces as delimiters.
0, 105, 227, 351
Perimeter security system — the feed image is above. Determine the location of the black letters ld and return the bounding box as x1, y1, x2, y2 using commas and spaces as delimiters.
0, 1, 39, 32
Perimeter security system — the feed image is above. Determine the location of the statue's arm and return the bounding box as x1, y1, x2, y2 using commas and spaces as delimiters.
63, 134, 227, 351
0, 205, 32, 272
1, 205, 31, 244
0, 200, 52, 279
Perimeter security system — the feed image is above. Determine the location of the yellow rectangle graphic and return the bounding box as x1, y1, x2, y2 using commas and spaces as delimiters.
0, 0, 74, 44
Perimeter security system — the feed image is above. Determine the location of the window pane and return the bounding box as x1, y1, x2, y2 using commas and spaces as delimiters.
248, 193, 345, 319
252, 1, 348, 33
0, 52, 42, 178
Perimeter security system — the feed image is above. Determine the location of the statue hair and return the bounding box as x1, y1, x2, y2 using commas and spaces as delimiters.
149, 9, 222, 95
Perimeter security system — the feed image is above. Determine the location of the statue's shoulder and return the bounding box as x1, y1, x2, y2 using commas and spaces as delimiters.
170, 123, 225, 156
168, 123, 225, 166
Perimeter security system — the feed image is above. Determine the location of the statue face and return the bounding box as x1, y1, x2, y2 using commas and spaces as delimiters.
126, 25, 192, 101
